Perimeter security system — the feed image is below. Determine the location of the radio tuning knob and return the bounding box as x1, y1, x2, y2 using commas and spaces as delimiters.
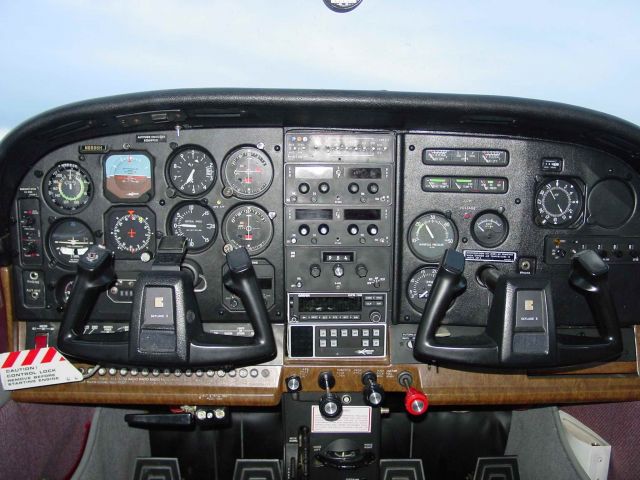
299, 224, 310, 236
367, 224, 379, 236
310, 264, 322, 278
298, 183, 310, 194
319, 182, 330, 194
318, 224, 330, 235
333, 264, 345, 278
356, 264, 368, 278
348, 182, 360, 194
367, 183, 379, 194
348, 224, 359, 235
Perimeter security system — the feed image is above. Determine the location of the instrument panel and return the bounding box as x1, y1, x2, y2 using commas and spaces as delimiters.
11, 128, 285, 327
9, 127, 640, 367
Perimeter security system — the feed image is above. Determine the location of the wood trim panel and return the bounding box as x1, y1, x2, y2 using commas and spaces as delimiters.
5, 265, 640, 407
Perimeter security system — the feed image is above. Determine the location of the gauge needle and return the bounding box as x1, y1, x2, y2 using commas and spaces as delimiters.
181, 224, 197, 228
477, 225, 485, 232
419, 290, 430, 298
425, 225, 435, 239
182, 169, 195, 188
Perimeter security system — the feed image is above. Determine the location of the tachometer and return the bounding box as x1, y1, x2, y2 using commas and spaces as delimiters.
535, 178, 583, 227
222, 147, 274, 199
408, 213, 458, 262
407, 267, 438, 311
222, 204, 274, 255
105, 207, 156, 259
169, 203, 217, 251
167, 146, 216, 197
45, 162, 92, 213
47, 219, 94, 268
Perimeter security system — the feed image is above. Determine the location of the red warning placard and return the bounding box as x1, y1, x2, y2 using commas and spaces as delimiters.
0, 347, 83, 390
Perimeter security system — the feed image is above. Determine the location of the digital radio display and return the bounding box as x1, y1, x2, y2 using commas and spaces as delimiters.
349, 167, 382, 179
295, 209, 333, 220
294, 166, 334, 179
344, 209, 381, 220
298, 296, 363, 313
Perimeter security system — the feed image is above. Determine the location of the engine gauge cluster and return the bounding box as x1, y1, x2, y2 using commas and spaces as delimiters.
105, 207, 156, 259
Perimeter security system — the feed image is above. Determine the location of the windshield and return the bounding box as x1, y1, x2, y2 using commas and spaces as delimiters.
1, 0, 639, 139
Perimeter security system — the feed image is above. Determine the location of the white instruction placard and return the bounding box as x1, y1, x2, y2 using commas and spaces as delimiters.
311, 405, 372, 433
0, 347, 83, 391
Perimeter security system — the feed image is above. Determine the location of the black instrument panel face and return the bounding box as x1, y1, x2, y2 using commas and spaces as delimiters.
400, 134, 640, 327
9, 127, 640, 338
10, 128, 284, 324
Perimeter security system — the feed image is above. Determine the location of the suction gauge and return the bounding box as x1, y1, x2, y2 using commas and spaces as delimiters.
472, 212, 508, 248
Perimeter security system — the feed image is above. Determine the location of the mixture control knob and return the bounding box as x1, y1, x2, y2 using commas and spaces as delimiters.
367, 183, 379, 194
348, 182, 360, 194
310, 264, 322, 278
369, 310, 382, 322
356, 264, 368, 278
367, 224, 379, 236
404, 387, 429, 416
318, 182, 330, 194
299, 224, 310, 236
362, 371, 385, 407
286, 375, 302, 393
333, 263, 345, 278
298, 183, 310, 194
318, 224, 330, 235
399, 372, 429, 416
347, 224, 359, 235
318, 371, 342, 419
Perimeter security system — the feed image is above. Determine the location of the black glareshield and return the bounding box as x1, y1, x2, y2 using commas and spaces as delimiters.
413, 249, 622, 369
57, 241, 276, 367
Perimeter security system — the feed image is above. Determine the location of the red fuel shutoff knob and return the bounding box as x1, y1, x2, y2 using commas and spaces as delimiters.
399, 371, 428, 416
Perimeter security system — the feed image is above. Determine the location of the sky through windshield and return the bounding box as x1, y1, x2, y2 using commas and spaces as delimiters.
1, 0, 639, 139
